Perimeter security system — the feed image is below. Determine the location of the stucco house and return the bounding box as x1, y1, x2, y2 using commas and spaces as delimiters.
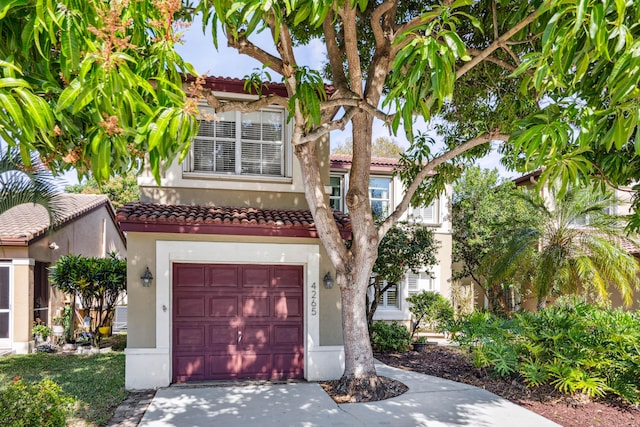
0, 193, 126, 354
117, 76, 452, 390
329, 154, 453, 325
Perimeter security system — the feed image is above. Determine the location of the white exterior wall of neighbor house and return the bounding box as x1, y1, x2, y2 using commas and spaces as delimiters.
329, 166, 453, 324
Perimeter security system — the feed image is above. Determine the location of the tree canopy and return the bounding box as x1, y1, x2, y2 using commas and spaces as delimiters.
66, 173, 140, 210
332, 136, 405, 158
452, 167, 542, 313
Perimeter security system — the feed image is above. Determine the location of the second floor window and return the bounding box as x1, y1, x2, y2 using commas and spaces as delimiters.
330, 176, 343, 211
370, 177, 391, 218
191, 108, 285, 177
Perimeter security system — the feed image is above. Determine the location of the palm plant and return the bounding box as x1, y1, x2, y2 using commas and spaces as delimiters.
491, 185, 640, 309
0, 147, 64, 221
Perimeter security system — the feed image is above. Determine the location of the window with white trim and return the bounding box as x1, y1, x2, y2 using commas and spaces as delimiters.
377, 281, 399, 309
370, 177, 391, 219
406, 270, 437, 296
410, 199, 439, 225
330, 176, 344, 211
188, 107, 286, 177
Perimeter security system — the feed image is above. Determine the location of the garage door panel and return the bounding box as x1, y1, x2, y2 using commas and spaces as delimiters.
273, 266, 303, 288
273, 325, 301, 345
273, 294, 302, 318
175, 325, 206, 347
209, 296, 239, 317
206, 265, 239, 288
242, 266, 270, 287
242, 296, 270, 317
175, 266, 206, 287
175, 296, 205, 318
240, 352, 272, 377
209, 354, 241, 378
272, 352, 303, 376
241, 325, 269, 347
209, 324, 238, 346
175, 355, 206, 379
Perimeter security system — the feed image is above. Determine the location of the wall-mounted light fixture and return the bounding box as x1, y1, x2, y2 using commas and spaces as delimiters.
48, 242, 59, 250
140, 267, 154, 287
323, 272, 334, 289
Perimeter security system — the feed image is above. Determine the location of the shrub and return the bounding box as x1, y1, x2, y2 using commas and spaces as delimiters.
406, 291, 455, 336
0, 377, 73, 427
450, 303, 640, 403
370, 321, 411, 353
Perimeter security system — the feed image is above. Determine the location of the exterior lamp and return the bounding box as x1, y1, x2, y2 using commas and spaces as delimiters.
323, 272, 334, 289
140, 267, 154, 287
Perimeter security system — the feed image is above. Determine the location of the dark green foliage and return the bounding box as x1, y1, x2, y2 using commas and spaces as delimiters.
406, 291, 454, 336
50, 253, 127, 346
370, 321, 411, 353
0, 378, 73, 427
450, 303, 640, 403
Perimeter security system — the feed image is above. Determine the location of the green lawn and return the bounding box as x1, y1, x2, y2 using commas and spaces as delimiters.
0, 351, 127, 426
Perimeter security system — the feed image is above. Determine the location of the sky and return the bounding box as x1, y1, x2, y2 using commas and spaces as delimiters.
174, 16, 517, 179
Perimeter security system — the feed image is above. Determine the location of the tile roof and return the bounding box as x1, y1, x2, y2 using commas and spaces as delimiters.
330, 154, 400, 172
117, 202, 352, 239
0, 194, 111, 244
185, 75, 336, 98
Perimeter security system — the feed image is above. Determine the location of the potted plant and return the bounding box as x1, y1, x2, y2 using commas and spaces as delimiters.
32, 322, 52, 343
413, 336, 428, 352
51, 308, 65, 338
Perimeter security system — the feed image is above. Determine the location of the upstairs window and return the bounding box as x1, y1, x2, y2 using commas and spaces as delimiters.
370, 177, 391, 219
329, 176, 344, 211
189, 108, 285, 177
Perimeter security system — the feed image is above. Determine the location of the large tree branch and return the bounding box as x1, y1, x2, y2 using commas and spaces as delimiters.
371, 0, 395, 47
456, 9, 540, 79
204, 92, 288, 112
227, 32, 284, 76
341, 3, 364, 96
467, 49, 517, 72
323, 10, 349, 92
295, 108, 357, 145
320, 97, 391, 123
378, 131, 510, 238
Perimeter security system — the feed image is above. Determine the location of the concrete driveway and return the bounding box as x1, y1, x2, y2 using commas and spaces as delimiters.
138, 363, 560, 427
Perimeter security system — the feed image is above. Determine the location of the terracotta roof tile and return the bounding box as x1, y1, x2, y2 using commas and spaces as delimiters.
117, 202, 351, 239
184, 75, 336, 98
0, 194, 110, 244
330, 154, 400, 172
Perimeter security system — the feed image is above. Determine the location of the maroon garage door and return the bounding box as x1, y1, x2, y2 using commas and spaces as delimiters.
172, 263, 304, 382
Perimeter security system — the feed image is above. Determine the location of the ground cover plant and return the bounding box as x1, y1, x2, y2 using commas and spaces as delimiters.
449, 302, 640, 404
0, 353, 126, 426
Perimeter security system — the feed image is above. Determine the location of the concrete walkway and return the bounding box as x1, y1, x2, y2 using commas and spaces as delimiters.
138, 363, 560, 427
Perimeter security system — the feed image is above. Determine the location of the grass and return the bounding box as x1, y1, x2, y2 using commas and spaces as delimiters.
0, 350, 127, 426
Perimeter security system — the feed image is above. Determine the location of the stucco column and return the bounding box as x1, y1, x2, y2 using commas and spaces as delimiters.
12, 259, 34, 354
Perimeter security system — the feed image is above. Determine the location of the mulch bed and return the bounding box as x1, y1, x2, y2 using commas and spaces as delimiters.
374, 346, 640, 427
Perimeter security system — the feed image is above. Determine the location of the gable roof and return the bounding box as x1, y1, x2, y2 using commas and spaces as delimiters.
117, 202, 352, 239
330, 154, 400, 173
0, 193, 120, 246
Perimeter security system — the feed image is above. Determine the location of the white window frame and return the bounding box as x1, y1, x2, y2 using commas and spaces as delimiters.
329, 175, 345, 211
377, 280, 400, 310
185, 105, 289, 178
409, 199, 440, 225
369, 176, 392, 219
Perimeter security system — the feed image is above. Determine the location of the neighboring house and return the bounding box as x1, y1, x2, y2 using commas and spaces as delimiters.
511, 170, 640, 311
0, 194, 126, 354
330, 154, 453, 325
